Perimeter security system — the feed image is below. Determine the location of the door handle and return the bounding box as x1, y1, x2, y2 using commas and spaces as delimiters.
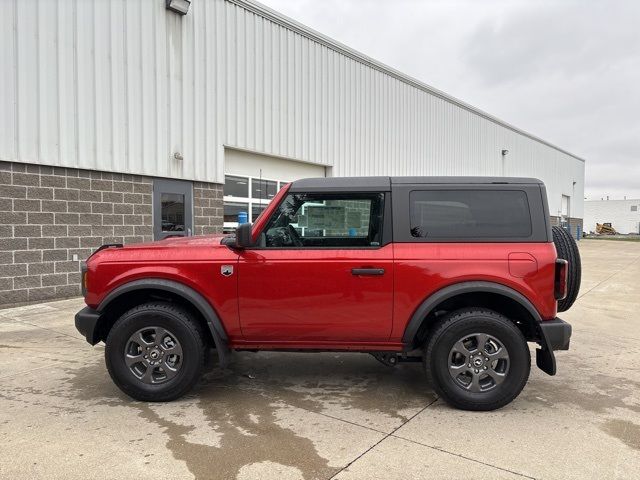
351, 268, 385, 276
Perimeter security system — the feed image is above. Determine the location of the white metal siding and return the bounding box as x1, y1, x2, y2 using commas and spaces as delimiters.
225, 148, 325, 181
584, 200, 640, 235
0, 0, 585, 218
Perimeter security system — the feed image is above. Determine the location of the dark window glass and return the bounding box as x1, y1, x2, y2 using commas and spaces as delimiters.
410, 190, 532, 239
224, 202, 249, 223
263, 193, 384, 248
631, 205, 638, 212
252, 179, 277, 200
161, 193, 185, 232
224, 175, 249, 198
252, 204, 267, 222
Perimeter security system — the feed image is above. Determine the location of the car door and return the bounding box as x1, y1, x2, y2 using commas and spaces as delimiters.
237, 191, 393, 342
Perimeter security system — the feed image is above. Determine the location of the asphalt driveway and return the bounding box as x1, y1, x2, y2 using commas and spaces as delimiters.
1, 239, 639, 479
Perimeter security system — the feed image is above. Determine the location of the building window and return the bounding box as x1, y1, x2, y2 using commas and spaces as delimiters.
161, 193, 185, 232
224, 175, 249, 198
632, 205, 638, 212
252, 204, 267, 222
223, 174, 288, 232
223, 202, 249, 223
252, 179, 277, 200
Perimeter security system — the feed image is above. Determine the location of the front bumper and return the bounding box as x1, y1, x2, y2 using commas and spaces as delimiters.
75, 306, 102, 345
536, 317, 572, 376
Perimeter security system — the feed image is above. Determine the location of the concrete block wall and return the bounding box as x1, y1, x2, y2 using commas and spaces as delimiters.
549, 216, 583, 239
0, 161, 225, 308
193, 182, 224, 236
0, 161, 155, 306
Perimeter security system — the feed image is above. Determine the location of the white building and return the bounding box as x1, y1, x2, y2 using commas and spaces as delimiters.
0, 0, 585, 305
584, 199, 640, 234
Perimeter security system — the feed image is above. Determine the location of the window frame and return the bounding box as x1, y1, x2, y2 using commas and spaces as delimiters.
251, 191, 391, 250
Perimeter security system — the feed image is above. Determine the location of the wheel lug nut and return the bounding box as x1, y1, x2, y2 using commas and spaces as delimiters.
484, 366, 488, 370
474, 369, 479, 373
468, 364, 472, 367
144, 355, 148, 359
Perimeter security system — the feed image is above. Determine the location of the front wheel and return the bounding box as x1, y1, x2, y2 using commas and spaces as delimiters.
424, 308, 530, 411
105, 302, 206, 402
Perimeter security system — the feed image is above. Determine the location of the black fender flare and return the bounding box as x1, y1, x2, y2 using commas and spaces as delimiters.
401, 281, 543, 344
98, 278, 229, 367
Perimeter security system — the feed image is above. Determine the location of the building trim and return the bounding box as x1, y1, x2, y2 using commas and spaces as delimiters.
234, 0, 586, 164
223, 145, 335, 170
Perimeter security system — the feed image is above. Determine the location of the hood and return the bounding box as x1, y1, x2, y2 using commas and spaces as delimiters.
88, 234, 234, 264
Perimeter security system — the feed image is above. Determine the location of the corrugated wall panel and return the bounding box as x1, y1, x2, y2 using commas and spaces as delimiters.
0, 0, 584, 218
0, 0, 17, 162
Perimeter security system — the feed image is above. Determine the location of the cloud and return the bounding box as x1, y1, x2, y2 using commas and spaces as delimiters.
262, 0, 640, 199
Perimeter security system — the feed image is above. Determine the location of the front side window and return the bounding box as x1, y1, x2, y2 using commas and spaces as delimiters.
410, 190, 532, 239
262, 193, 384, 248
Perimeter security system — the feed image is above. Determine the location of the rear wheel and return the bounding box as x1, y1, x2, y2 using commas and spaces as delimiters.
105, 302, 206, 402
424, 308, 530, 411
552, 225, 582, 312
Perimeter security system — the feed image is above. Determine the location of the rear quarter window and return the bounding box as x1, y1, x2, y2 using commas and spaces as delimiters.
410, 190, 532, 239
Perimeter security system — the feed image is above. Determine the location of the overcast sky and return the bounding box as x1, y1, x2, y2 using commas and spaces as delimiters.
261, 0, 640, 200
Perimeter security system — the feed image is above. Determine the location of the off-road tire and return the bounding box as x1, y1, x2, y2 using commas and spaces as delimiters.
424, 308, 530, 411
552, 225, 582, 312
105, 302, 206, 402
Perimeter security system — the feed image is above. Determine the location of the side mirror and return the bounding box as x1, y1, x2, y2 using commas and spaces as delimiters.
235, 222, 253, 249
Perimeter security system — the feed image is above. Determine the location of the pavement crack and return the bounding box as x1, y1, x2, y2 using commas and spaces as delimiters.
390, 434, 538, 480
7, 318, 84, 342
577, 254, 640, 300
0, 363, 64, 380
326, 397, 439, 480
311, 411, 389, 436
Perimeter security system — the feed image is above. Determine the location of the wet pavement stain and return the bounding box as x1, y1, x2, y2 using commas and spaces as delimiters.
601, 419, 640, 451
135, 388, 332, 480
527, 360, 640, 415
58, 351, 432, 480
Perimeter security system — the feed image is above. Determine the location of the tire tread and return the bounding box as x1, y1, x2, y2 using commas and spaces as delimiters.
552, 226, 581, 312
105, 301, 206, 402
424, 308, 531, 411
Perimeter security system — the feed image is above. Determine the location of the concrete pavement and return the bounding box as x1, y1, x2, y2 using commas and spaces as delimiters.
1, 239, 639, 479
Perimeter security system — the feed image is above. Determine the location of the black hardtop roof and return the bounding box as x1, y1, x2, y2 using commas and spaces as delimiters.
289, 176, 543, 192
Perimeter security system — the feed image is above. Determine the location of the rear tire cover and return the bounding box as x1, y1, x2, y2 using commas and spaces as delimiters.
552, 226, 582, 312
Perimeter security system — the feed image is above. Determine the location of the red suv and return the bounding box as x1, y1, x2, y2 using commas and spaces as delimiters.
76, 177, 579, 410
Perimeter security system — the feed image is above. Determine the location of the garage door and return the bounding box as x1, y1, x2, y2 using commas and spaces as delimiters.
223, 149, 326, 230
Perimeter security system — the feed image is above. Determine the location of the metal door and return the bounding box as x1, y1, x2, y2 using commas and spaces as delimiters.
153, 179, 193, 240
